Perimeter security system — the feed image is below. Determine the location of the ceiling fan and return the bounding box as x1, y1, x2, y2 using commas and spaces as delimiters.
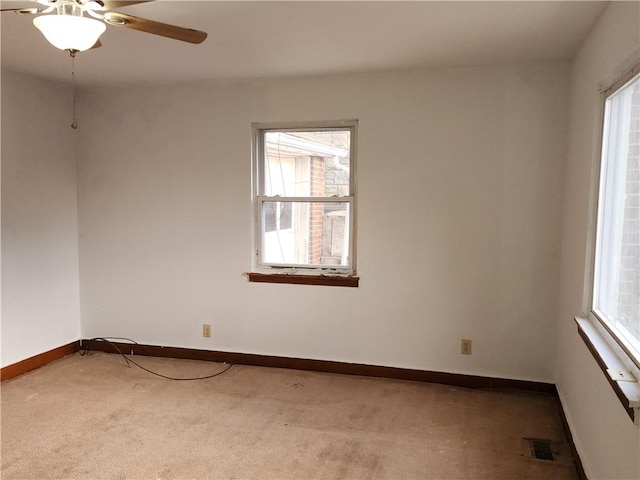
1, 0, 207, 52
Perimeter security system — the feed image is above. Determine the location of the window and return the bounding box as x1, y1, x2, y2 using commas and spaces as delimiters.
251, 121, 357, 285
592, 71, 640, 368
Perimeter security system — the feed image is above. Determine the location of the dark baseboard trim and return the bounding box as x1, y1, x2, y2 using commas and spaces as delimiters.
1, 341, 80, 381
85, 339, 584, 476
80, 339, 556, 394
555, 394, 588, 480
0, 338, 586, 477
10, 339, 583, 477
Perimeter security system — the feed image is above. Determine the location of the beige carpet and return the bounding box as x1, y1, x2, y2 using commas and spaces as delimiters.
1, 352, 578, 479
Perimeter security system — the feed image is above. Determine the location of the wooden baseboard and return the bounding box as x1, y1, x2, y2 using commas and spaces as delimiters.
1, 341, 80, 381
80, 338, 556, 394
83, 338, 583, 474
555, 395, 587, 480
6, 338, 583, 476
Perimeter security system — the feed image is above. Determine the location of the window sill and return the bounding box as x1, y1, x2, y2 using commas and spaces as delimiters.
575, 317, 640, 422
247, 272, 359, 287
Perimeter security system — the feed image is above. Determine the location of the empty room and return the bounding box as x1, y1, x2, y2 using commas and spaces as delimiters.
1, 1, 639, 479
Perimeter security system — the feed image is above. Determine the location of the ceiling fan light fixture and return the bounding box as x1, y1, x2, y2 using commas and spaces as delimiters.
33, 14, 106, 52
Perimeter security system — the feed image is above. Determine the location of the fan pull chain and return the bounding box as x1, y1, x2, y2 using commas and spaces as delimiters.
70, 50, 78, 130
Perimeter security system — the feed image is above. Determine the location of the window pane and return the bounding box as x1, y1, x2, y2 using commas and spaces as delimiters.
594, 74, 640, 358
261, 201, 351, 267
263, 130, 350, 197
263, 201, 291, 233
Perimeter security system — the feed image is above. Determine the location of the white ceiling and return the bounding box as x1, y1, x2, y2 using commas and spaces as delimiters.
1, 1, 609, 86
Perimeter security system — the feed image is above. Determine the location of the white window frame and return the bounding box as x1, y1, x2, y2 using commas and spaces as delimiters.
590, 67, 640, 370
579, 64, 640, 421
251, 120, 358, 276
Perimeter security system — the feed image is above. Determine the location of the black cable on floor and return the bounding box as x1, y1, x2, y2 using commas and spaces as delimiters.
80, 337, 233, 381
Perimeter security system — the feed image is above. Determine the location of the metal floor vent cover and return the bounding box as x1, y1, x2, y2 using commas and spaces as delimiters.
527, 438, 554, 461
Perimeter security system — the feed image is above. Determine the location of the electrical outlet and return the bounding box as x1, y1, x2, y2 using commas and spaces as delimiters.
203, 323, 211, 338
461, 339, 472, 355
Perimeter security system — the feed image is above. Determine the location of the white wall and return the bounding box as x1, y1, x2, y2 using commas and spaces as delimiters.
77, 62, 568, 383
557, 2, 640, 479
1, 69, 82, 367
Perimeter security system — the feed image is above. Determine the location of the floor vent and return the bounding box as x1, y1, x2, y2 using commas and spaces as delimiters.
527, 439, 554, 461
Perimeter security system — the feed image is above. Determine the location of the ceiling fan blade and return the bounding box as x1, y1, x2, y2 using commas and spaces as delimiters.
103, 11, 207, 44
90, 38, 102, 49
0, 7, 44, 14
96, 1, 152, 11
